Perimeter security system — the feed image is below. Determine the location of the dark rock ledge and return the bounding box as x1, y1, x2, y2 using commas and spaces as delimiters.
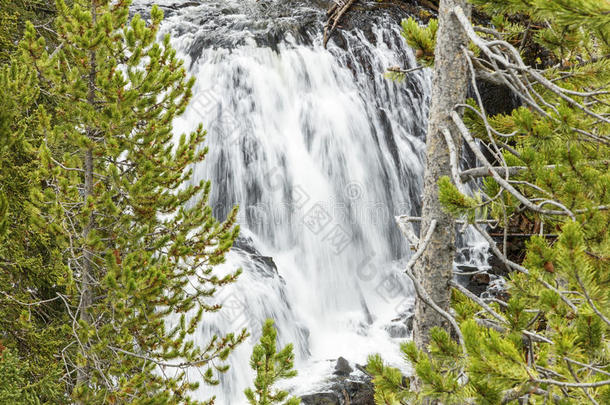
300, 357, 375, 405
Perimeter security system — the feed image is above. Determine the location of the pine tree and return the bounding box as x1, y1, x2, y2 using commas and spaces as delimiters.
0, 61, 69, 404
15, 0, 246, 402
244, 320, 300, 405
0, 349, 31, 404
0, 0, 58, 62
372, 0, 610, 403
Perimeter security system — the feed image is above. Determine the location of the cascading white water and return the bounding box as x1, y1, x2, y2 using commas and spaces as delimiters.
130, 0, 488, 403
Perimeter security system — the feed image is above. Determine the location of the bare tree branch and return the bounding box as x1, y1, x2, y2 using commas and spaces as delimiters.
399, 219, 467, 355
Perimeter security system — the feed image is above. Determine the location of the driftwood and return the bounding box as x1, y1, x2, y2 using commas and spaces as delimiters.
323, 0, 357, 48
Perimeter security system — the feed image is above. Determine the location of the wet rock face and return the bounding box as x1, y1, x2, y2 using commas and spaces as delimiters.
133, 0, 327, 54
385, 320, 410, 338
328, 0, 430, 33
345, 380, 375, 405
324, 0, 435, 50
300, 358, 375, 405
232, 236, 279, 278
384, 307, 414, 338
136, 0, 431, 52
472, 77, 520, 116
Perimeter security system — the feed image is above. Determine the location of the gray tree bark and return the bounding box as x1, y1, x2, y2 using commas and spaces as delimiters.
414, 0, 470, 351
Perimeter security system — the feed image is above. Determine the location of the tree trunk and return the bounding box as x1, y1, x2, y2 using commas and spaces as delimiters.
414, 0, 470, 351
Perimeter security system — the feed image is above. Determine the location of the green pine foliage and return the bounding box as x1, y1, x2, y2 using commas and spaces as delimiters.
399, 15, 479, 69
0, 349, 31, 404
368, 333, 466, 405
244, 320, 300, 405
0, 0, 58, 62
372, 0, 610, 403
0, 3, 18, 62
367, 353, 412, 405
401, 17, 438, 67
0, 348, 65, 404
471, 0, 610, 44
438, 176, 481, 222
0, 62, 70, 404
471, 0, 610, 65
2, 0, 247, 403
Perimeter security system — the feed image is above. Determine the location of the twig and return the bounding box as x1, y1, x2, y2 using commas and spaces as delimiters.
460, 165, 542, 181
396, 215, 498, 225
531, 378, 610, 389
452, 6, 610, 125
402, 220, 467, 354
566, 359, 600, 405
387, 65, 426, 75
441, 127, 468, 194
449, 280, 507, 324
0, 290, 60, 306
323, 0, 357, 48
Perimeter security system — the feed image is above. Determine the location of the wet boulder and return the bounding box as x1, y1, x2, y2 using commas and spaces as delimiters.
300, 359, 375, 405
300, 392, 340, 405
334, 357, 353, 376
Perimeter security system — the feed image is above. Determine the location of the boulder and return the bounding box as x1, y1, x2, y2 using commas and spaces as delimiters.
344, 379, 374, 405
334, 357, 353, 376
300, 362, 374, 405
385, 321, 411, 338
300, 392, 340, 405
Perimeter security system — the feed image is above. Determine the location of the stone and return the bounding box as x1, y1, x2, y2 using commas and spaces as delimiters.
456, 264, 478, 274
472, 272, 491, 285
344, 380, 374, 405
301, 362, 375, 405
300, 392, 340, 405
384, 313, 413, 338
385, 322, 409, 338
334, 356, 353, 376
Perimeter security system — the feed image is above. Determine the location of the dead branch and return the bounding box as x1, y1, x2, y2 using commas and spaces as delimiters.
461, 165, 539, 181
387, 65, 426, 75
451, 6, 610, 128
400, 219, 467, 354
323, 0, 357, 48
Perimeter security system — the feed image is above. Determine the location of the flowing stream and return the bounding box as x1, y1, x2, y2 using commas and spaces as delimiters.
131, 1, 488, 402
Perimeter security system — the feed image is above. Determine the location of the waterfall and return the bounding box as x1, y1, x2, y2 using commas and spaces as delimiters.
130, 0, 487, 403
